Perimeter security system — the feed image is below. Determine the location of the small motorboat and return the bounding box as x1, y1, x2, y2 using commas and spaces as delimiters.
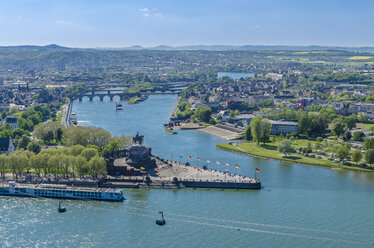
116, 102, 123, 110
156, 211, 166, 225
58, 201, 66, 213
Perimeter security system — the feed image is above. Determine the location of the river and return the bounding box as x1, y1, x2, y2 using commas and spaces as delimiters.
1, 94, 373, 247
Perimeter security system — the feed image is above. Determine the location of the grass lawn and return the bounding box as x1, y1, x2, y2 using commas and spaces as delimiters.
217, 141, 372, 172
357, 123, 374, 131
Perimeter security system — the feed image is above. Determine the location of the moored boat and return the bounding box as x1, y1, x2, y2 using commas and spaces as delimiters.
116, 102, 123, 110
0, 182, 125, 202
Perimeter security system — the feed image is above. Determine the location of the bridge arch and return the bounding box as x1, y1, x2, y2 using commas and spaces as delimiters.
112, 95, 121, 101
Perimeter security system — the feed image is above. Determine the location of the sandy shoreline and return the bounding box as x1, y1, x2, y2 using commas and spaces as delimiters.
198, 126, 242, 140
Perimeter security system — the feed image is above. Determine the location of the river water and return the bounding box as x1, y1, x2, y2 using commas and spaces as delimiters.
1, 94, 374, 247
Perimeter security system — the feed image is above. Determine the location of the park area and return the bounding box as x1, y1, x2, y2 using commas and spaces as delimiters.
217, 138, 372, 172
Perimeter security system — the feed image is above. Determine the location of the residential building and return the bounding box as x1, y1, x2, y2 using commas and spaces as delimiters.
0, 137, 15, 155
5, 117, 18, 130
270, 120, 298, 135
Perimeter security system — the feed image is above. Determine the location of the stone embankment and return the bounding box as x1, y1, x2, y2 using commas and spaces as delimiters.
4, 158, 261, 190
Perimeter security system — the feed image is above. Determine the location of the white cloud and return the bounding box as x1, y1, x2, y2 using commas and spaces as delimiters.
138, 8, 149, 12
143, 13, 150, 17
154, 13, 162, 18
17, 15, 21, 19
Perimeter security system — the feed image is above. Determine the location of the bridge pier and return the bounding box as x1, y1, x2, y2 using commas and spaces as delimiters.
89, 96, 93, 101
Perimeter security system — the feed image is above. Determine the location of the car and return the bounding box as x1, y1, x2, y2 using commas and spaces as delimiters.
360, 162, 367, 167
342, 161, 351, 166
327, 157, 333, 161
334, 159, 340, 163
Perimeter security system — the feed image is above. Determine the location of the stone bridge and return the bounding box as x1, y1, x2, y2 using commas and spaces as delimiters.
75, 87, 183, 102
75, 90, 127, 102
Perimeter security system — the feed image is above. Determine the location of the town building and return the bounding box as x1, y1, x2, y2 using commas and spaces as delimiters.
0, 137, 15, 155
269, 120, 298, 135
5, 117, 18, 130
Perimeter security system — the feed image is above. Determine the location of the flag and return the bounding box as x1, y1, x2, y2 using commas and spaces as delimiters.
256, 168, 260, 173
216, 161, 221, 165
197, 168, 201, 171
155, 168, 159, 172
197, 157, 201, 161
235, 165, 240, 169
126, 167, 131, 171
207, 159, 211, 163
188, 156, 192, 159
226, 163, 230, 167
140, 166, 145, 170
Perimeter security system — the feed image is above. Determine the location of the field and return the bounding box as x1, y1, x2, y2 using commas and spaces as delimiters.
347, 56, 373, 60
217, 140, 372, 172
357, 123, 374, 130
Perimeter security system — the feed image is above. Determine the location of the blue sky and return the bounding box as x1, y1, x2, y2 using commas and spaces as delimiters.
0, 0, 373, 47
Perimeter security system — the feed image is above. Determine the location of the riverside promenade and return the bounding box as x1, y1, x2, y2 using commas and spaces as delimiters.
2, 158, 261, 191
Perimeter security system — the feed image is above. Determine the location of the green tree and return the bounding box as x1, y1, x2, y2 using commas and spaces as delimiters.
344, 115, 357, 130
343, 131, 352, 141
0, 154, 9, 178
75, 155, 89, 177
70, 144, 85, 156
81, 148, 99, 161
27, 141, 41, 154
244, 126, 252, 140
261, 119, 271, 145
364, 138, 374, 150
18, 135, 31, 149
56, 128, 63, 143
332, 118, 346, 137
365, 149, 374, 166
352, 150, 363, 165
353, 131, 365, 142
337, 146, 350, 160
298, 114, 310, 136
250, 116, 263, 145
277, 139, 294, 156
89, 157, 107, 177
358, 113, 368, 123
103, 140, 120, 153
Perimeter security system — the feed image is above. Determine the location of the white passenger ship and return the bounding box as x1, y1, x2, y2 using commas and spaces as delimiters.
0, 182, 125, 202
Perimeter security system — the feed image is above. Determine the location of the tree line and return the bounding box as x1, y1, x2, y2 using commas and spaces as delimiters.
0, 145, 107, 179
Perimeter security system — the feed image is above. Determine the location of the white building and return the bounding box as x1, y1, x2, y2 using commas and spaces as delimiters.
5, 117, 18, 130
269, 120, 298, 135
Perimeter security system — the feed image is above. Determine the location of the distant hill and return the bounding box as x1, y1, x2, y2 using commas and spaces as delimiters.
0, 44, 71, 51
139, 45, 374, 53
0, 43, 373, 53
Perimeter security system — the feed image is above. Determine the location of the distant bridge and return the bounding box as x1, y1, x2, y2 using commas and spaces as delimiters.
74, 88, 183, 102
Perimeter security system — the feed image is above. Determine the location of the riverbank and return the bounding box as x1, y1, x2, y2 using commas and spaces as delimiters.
198, 126, 241, 140
165, 127, 177, 134
217, 142, 373, 172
